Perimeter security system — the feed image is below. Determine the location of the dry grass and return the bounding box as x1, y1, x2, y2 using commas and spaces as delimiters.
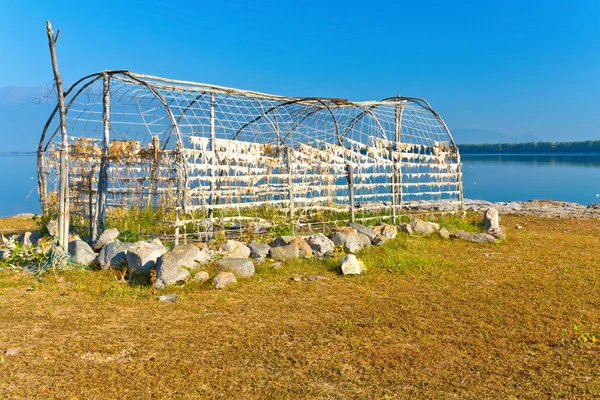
1, 214, 600, 399
0, 216, 37, 236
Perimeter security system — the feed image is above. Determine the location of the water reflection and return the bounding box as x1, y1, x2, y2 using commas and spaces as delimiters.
462, 155, 600, 168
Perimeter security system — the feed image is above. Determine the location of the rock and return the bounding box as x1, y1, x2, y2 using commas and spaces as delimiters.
269, 236, 296, 247
348, 222, 378, 241
248, 241, 270, 259
213, 271, 237, 289
451, 231, 497, 243
289, 238, 313, 258
372, 234, 387, 246
4, 348, 20, 356
17, 231, 42, 247
150, 238, 164, 247
46, 220, 58, 238
373, 223, 397, 240
270, 244, 300, 260
398, 223, 414, 235
216, 257, 255, 278
68, 240, 97, 266
271, 261, 283, 269
194, 271, 210, 282
341, 254, 366, 275
96, 241, 133, 269
438, 228, 450, 239
92, 228, 119, 251
125, 241, 168, 274
487, 226, 506, 240
12, 213, 35, 220
221, 240, 251, 258
306, 233, 335, 256
158, 294, 178, 302
155, 243, 210, 287
331, 226, 370, 253
515, 224, 523, 230
410, 219, 439, 235
484, 208, 500, 231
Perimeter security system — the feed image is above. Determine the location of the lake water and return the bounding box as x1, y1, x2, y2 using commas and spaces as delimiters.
1, 154, 599, 217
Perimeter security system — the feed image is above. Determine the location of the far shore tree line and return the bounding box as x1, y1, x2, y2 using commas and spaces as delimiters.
458, 140, 600, 154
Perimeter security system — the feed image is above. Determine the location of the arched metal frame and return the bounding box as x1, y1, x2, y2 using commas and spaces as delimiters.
39, 70, 462, 241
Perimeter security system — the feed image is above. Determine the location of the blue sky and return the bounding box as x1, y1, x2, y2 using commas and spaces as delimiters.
0, 0, 599, 141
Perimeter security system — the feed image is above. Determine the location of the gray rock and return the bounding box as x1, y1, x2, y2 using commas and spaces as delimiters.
194, 271, 210, 282
451, 231, 497, 243
410, 219, 439, 235
96, 241, 133, 269
372, 234, 387, 246
213, 271, 237, 289
68, 240, 97, 266
270, 244, 300, 260
46, 220, 58, 238
125, 241, 167, 274
248, 241, 270, 259
222, 240, 251, 258
92, 228, 120, 251
12, 213, 35, 220
269, 236, 296, 247
341, 254, 366, 275
4, 348, 20, 356
331, 227, 370, 253
398, 223, 414, 235
154, 244, 211, 288
158, 294, 178, 302
373, 223, 398, 240
484, 208, 500, 231
306, 233, 335, 256
17, 231, 42, 247
438, 228, 450, 239
216, 257, 255, 278
348, 222, 378, 241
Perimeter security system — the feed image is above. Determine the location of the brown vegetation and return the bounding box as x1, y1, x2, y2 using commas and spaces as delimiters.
1, 214, 600, 398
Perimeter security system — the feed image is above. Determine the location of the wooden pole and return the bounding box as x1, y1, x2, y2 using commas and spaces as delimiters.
285, 146, 295, 221
93, 73, 111, 240
46, 21, 69, 249
207, 92, 216, 239
395, 100, 405, 217
346, 160, 355, 223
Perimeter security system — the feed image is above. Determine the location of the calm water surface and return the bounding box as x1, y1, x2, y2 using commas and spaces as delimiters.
0, 154, 598, 217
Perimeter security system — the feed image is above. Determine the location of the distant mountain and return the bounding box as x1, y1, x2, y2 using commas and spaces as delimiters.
450, 128, 544, 145
0, 86, 54, 152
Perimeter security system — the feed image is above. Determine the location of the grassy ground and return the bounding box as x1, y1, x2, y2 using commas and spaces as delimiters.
1, 213, 600, 399
0, 216, 37, 236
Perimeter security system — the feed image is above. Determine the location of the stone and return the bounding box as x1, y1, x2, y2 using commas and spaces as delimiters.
341, 254, 366, 275
46, 220, 58, 237
92, 228, 120, 251
289, 238, 313, 258
348, 222, 378, 241
216, 257, 255, 278
125, 241, 168, 274
4, 348, 20, 356
372, 234, 387, 246
248, 241, 270, 259
438, 228, 450, 239
331, 227, 370, 253
96, 241, 133, 269
154, 243, 212, 288
158, 294, 178, 302
17, 231, 42, 247
398, 223, 414, 235
306, 233, 335, 256
68, 240, 97, 266
409, 219, 439, 235
12, 213, 35, 220
213, 271, 237, 289
487, 226, 506, 240
194, 271, 210, 282
221, 240, 251, 258
451, 231, 497, 243
270, 244, 300, 260
484, 208, 500, 231
372, 223, 398, 240
269, 236, 296, 247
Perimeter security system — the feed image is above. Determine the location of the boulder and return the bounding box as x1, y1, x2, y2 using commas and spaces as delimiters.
484, 208, 500, 231
331, 227, 370, 253
270, 244, 300, 260
348, 222, 378, 241
96, 241, 133, 269
409, 219, 439, 235
269, 236, 296, 247
306, 233, 335, 256
161, 243, 210, 270
290, 238, 313, 258
92, 228, 119, 251
194, 271, 210, 282
46, 220, 58, 238
213, 271, 237, 289
438, 228, 450, 239
17, 231, 42, 247
341, 254, 366, 275
451, 231, 496, 243
398, 223, 413, 235
125, 241, 168, 274
216, 257, 255, 278
372, 234, 387, 246
373, 223, 397, 240
221, 240, 251, 258
248, 241, 270, 259
68, 240, 97, 266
